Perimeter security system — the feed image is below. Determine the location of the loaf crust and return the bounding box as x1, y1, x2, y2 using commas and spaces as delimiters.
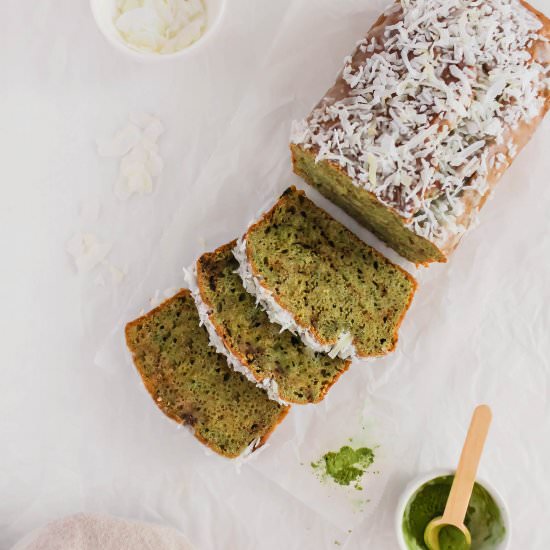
292, 0, 550, 264
125, 290, 289, 458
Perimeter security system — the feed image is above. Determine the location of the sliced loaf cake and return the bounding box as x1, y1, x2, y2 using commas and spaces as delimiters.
125, 290, 289, 458
234, 187, 417, 359
191, 241, 350, 405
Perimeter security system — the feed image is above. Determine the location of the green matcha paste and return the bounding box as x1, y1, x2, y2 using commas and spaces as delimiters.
402, 475, 506, 550
438, 526, 470, 550
312, 445, 375, 489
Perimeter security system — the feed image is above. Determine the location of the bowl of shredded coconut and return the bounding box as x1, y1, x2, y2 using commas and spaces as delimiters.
91, 0, 225, 59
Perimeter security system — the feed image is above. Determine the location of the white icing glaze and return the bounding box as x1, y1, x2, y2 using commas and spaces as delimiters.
292, 0, 548, 246
232, 238, 358, 360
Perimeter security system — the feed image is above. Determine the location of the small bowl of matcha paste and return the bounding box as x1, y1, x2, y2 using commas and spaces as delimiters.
396, 470, 509, 550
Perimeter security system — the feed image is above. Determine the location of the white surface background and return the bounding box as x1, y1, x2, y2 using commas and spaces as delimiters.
1, 1, 549, 549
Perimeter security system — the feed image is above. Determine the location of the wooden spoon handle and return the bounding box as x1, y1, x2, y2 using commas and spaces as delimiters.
443, 404, 492, 526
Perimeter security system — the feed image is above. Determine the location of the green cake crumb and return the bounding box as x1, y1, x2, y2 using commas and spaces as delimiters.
312, 445, 375, 489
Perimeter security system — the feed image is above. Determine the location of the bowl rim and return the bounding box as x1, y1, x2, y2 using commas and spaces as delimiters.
89, 0, 227, 61
395, 468, 511, 550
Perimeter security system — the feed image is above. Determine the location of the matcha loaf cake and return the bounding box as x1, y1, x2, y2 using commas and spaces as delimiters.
291, 0, 550, 264
186, 242, 350, 405
234, 187, 417, 360
125, 290, 289, 458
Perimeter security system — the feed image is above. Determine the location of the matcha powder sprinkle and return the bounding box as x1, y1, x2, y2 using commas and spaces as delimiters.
312, 446, 375, 489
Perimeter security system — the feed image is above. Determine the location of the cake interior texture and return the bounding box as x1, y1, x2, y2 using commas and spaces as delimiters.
291, 144, 446, 264
245, 187, 417, 358
125, 290, 288, 458
197, 242, 350, 404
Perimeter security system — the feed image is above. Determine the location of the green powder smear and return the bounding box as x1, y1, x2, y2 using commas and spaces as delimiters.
312, 445, 375, 489
402, 475, 506, 550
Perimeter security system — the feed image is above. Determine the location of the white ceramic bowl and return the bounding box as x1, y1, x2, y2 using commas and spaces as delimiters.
395, 469, 511, 550
90, 0, 226, 61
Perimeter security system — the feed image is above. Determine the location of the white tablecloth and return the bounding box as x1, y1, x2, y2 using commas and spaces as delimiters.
2, 1, 549, 548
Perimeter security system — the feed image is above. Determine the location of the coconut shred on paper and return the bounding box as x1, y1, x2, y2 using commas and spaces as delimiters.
66, 233, 127, 285
96, 113, 165, 200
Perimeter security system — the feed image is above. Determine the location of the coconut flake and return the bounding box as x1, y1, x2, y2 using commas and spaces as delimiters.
328, 333, 354, 359
96, 124, 141, 157
97, 114, 164, 200
66, 232, 112, 274
115, 0, 207, 55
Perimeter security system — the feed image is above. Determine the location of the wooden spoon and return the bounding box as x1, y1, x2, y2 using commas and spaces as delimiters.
424, 405, 493, 550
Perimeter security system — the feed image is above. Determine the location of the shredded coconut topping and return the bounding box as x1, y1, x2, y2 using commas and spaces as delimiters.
292, 0, 548, 245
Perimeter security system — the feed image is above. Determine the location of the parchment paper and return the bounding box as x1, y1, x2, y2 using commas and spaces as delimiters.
3, 0, 550, 548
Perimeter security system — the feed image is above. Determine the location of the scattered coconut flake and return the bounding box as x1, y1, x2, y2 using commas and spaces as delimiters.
149, 289, 162, 308
115, 0, 207, 55
104, 261, 127, 284
97, 113, 164, 200
96, 124, 141, 157
66, 232, 112, 274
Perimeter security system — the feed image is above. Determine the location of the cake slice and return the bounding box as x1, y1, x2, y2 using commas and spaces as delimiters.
125, 290, 289, 458
190, 242, 350, 405
234, 187, 417, 359
291, 0, 550, 264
